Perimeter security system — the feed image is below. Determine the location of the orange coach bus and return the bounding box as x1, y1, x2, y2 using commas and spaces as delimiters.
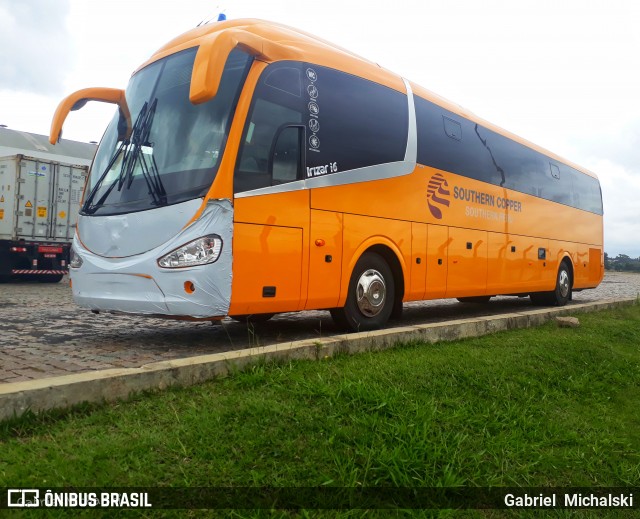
50, 19, 604, 331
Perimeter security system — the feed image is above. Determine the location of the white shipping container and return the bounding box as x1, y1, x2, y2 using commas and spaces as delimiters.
0, 154, 88, 242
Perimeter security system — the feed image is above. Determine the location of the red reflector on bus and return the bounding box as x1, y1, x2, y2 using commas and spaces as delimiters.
38, 246, 63, 254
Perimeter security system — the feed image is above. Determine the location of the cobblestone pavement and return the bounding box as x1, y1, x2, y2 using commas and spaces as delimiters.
1, 272, 638, 384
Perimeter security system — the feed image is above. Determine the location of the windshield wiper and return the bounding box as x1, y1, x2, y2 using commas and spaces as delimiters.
81, 138, 127, 215
126, 98, 167, 207
82, 99, 167, 214
82, 103, 149, 214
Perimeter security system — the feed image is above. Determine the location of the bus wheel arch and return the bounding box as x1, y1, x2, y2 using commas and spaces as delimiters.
331, 245, 404, 331
556, 256, 574, 304
531, 256, 573, 306
367, 244, 405, 319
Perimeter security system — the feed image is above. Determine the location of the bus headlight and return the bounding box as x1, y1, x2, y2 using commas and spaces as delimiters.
70, 247, 83, 269
157, 235, 223, 268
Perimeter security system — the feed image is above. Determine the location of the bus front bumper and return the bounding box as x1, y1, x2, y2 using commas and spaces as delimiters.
69, 201, 233, 319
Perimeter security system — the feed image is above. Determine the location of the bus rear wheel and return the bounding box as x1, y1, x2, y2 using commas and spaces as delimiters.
551, 260, 572, 306
530, 260, 572, 306
330, 252, 394, 332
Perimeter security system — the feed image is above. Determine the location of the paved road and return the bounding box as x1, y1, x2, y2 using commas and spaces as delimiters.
1, 272, 638, 384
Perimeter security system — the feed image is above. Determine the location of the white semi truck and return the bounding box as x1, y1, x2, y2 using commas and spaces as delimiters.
0, 154, 89, 282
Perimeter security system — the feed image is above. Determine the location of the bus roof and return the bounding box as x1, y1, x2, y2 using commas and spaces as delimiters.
138, 18, 405, 92
140, 18, 597, 181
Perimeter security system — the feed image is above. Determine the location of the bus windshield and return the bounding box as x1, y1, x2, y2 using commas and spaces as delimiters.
83, 48, 252, 216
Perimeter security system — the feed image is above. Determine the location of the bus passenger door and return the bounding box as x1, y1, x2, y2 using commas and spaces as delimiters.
445, 228, 488, 298
231, 216, 305, 315
229, 62, 309, 316
230, 126, 308, 315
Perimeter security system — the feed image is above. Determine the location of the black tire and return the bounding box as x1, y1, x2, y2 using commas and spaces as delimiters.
530, 260, 572, 306
529, 292, 549, 306
229, 313, 275, 324
330, 252, 395, 332
457, 296, 492, 304
37, 274, 64, 283
551, 260, 572, 306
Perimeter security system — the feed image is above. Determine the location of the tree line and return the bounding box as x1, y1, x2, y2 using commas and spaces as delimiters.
605, 253, 640, 272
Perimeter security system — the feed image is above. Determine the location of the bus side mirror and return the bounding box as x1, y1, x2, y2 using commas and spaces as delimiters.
50, 87, 131, 145
190, 27, 302, 105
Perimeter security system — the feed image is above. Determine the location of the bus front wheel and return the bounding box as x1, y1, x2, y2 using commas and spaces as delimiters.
330, 252, 395, 332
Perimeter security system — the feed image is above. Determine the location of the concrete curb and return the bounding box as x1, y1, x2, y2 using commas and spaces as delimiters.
1, 297, 636, 422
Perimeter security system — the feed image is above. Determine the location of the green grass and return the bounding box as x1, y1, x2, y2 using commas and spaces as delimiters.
1, 305, 640, 516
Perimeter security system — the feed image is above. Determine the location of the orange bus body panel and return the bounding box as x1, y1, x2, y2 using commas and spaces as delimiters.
230, 190, 310, 315
230, 222, 303, 314
306, 210, 344, 310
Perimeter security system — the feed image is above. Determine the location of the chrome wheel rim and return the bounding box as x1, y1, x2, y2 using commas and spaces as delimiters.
356, 269, 386, 317
559, 269, 570, 298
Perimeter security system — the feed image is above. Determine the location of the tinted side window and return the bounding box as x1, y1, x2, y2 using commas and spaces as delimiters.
415, 98, 501, 185
416, 96, 602, 215
542, 162, 572, 205
304, 65, 408, 174
568, 166, 603, 214
235, 63, 303, 193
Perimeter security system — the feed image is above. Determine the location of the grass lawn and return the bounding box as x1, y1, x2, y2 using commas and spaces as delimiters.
1, 304, 639, 516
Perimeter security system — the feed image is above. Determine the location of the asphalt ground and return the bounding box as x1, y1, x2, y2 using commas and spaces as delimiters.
1, 271, 638, 384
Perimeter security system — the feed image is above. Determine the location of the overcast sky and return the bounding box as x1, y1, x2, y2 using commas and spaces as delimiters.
1, 0, 638, 257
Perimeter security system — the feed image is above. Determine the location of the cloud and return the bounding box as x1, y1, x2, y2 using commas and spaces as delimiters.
0, 0, 72, 95
585, 157, 640, 258
575, 120, 640, 175
568, 119, 640, 258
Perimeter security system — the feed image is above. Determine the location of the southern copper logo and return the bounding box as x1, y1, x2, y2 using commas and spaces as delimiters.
427, 173, 450, 219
